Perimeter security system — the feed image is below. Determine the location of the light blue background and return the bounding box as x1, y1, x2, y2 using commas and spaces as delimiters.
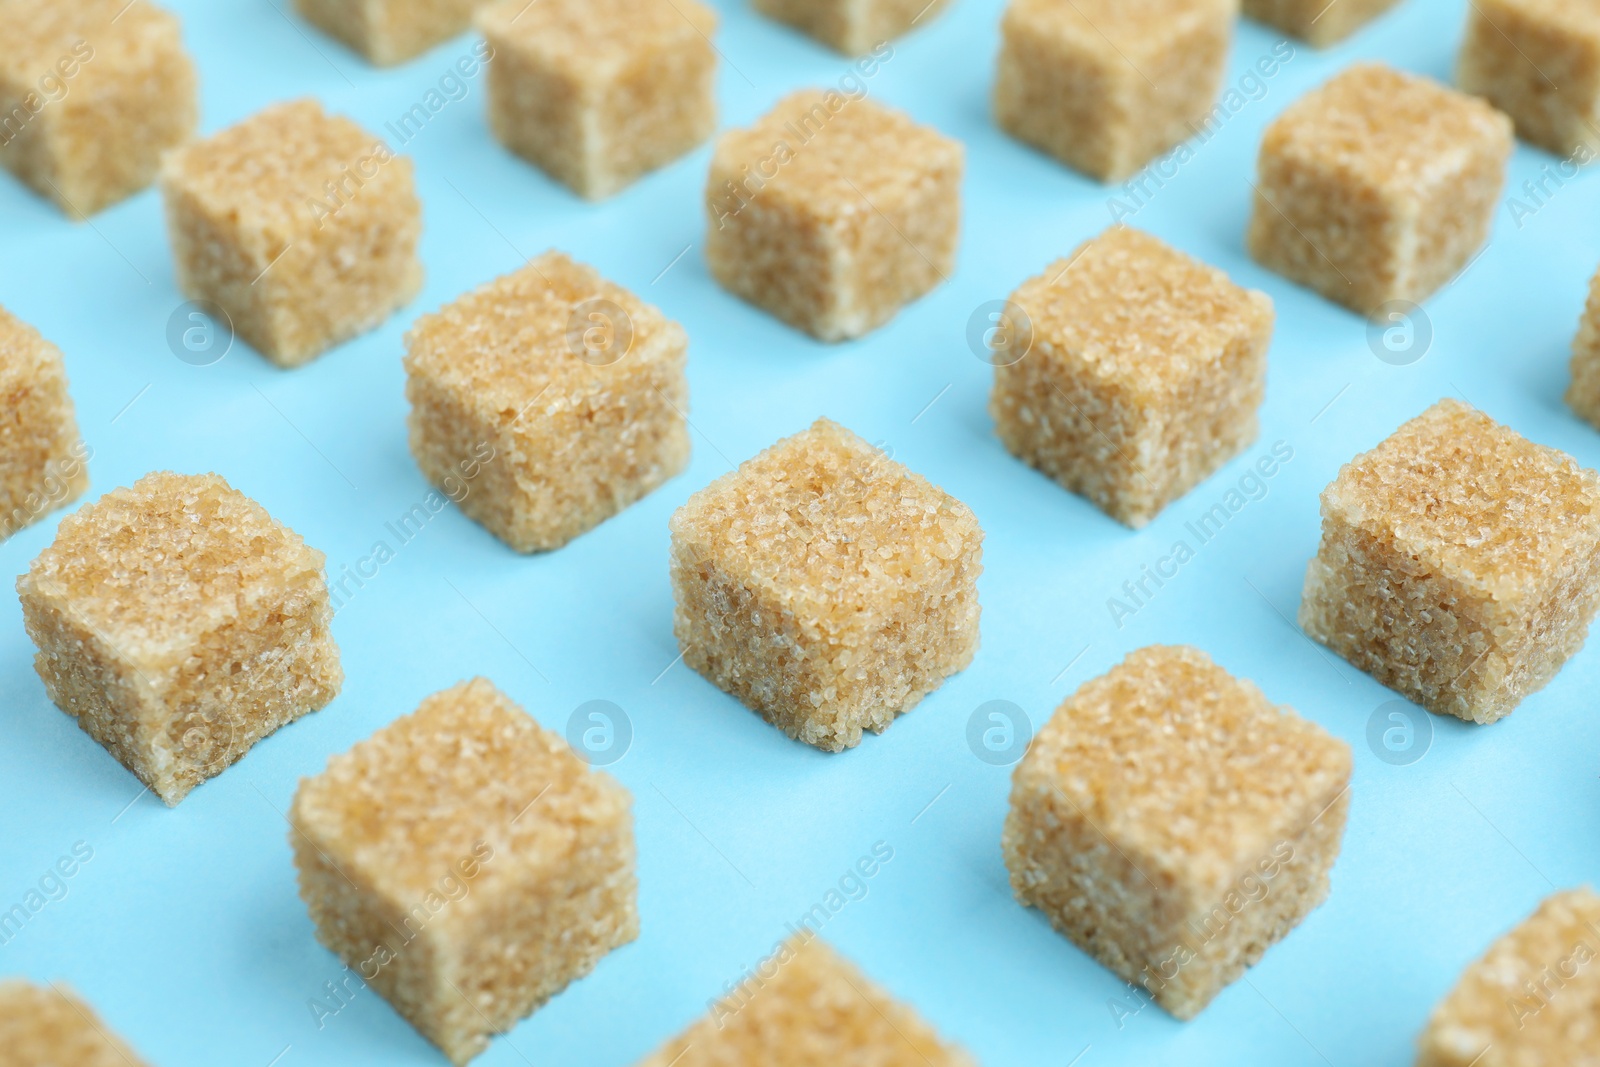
1, 0, 1596, 1064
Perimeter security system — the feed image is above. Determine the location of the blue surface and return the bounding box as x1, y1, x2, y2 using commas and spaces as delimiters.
2, 0, 1597, 1064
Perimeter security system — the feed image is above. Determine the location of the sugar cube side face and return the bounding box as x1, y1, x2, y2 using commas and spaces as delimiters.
705, 90, 963, 341
1247, 64, 1513, 317
1242, 0, 1401, 46
993, 0, 1236, 183
637, 934, 975, 1066
1458, 0, 1600, 158
159, 98, 423, 366
0, 981, 150, 1067
290, 678, 638, 1066
990, 226, 1274, 527
477, 0, 718, 200
1568, 265, 1600, 430
0, 0, 198, 218
1417, 888, 1600, 1067
0, 306, 90, 541
16, 472, 343, 804
294, 0, 480, 65
1002, 645, 1352, 1018
669, 418, 982, 751
1300, 399, 1600, 724
752, 0, 955, 55
404, 251, 690, 553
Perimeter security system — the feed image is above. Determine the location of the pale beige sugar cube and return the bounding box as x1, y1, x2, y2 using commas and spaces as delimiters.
1417, 888, 1600, 1067
994, 0, 1237, 183
706, 90, 962, 341
404, 251, 689, 552
477, 0, 717, 200
0, 306, 89, 541
291, 678, 638, 1066
1300, 399, 1600, 724
1459, 0, 1600, 157
636, 934, 974, 1066
753, 0, 953, 54
1003, 645, 1352, 1019
0, 0, 197, 218
670, 418, 982, 752
295, 0, 479, 66
990, 226, 1274, 528
1569, 263, 1600, 429
0, 981, 150, 1067
16, 472, 342, 805
159, 98, 423, 367
1243, 0, 1401, 46
1248, 64, 1513, 317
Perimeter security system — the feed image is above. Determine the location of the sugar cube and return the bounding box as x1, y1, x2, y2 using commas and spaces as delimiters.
0, 981, 149, 1066
0, 306, 89, 541
1243, 0, 1400, 47
17, 472, 342, 804
1459, 0, 1600, 157
295, 0, 479, 66
1569, 263, 1600, 430
753, 0, 952, 55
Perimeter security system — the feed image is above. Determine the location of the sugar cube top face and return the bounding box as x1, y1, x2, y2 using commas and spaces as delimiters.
1301, 400, 1600, 724
1004, 645, 1352, 1018
1569, 263, 1600, 430
18, 472, 342, 804
160, 98, 422, 366
0, 306, 89, 541
1249, 64, 1513, 317
292, 678, 637, 1065
404, 250, 690, 552
991, 226, 1273, 527
0, 0, 198, 218
294, 0, 480, 66
0, 981, 150, 1067
670, 418, 982, 751
1243, 0, 1400, 46
1417, 888, 1600, 1066
1459, 0, 1600, 157
752, 0, 953, 55
637, 934, 974, 1067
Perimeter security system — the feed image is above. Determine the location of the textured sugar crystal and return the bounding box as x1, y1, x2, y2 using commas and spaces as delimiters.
637, 934, 974, 1066
160, 98, 423, 367
706, 89, 963, 341
404, 251, 690, 552
989, 225, 1274, 528
477, 0, 718, 200
1300, 399, 1600, 724
1243, 0, 1400, 46
290, 678, 638, 1066
669, 418, 982, 752
1459, 0, 1600, 157
1003, 645, 1352, 1019
16, 472, 342, 805
1248, 64, 1513, 317
993, 0, 1236, 182
1568, 263, 1600, 430
0, 981, 149, 1066
295, 0, 479, 65
752, 0, 951, 54
0, 0, 198, 218
1417, 888, 1600, 1066
0, 306, 89, 541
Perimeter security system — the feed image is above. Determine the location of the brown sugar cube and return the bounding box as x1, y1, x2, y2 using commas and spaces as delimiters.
669, 418, 982, 752
477, 0, 717, 200
1417, 888, 1600, 1066
0, 306, 89, 542
295, 0, 479, 66
159, 98, 423, 367
0, 981, 150, 1066
1459, 0, 1600, 157
636, 934, 974, 1066
990, 226, 1274, 528
1248, 64, 1513, 318
752, 0, 952, 55
291, 678, 638, 1066
1569, 264, 1600, 429
1300, 400, 1600, 724
1243, 0, 1400, 47
0, 0, 198, 218
706, 90, 962, 341
993, 0, 1236, 183
404, 251, 689, 552
1003, 645, 1352, 1019
16, 472, 342, 805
